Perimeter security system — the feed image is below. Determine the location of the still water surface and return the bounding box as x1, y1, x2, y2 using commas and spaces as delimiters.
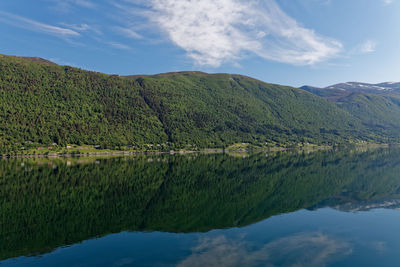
2, 148, 400, 266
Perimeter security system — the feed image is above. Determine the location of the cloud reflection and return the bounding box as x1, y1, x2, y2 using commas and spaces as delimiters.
178, 232, 352, 267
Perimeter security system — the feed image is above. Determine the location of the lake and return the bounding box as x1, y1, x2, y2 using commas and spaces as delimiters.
2, 147, 400, 266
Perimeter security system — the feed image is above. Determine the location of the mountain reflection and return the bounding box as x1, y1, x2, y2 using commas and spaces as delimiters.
2, 147, 400, 260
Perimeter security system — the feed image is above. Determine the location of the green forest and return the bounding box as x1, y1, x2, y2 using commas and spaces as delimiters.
0, 54, 395, 155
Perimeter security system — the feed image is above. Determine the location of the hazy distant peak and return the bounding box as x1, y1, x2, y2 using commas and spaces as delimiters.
301, 81, 400, 97
326, 81, 400, 91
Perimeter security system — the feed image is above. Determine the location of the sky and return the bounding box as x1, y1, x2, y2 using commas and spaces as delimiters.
0, 0, 399, 87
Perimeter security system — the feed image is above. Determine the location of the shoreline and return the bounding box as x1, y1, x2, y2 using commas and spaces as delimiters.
0, 143, 390, 159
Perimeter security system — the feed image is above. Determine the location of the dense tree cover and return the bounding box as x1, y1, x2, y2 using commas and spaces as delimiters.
336, 93, 400, 139
0, 55, 167, 153
0, 55, 386, 154
131, 72, 371, 147
2, 148, 400, 260
302, 85, 400, 141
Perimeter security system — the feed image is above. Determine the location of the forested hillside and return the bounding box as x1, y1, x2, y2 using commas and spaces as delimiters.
302, 83, 400, 139
0, 54, 392, 154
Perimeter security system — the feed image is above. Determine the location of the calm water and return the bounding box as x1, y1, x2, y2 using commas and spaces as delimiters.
2, 148, 400, 266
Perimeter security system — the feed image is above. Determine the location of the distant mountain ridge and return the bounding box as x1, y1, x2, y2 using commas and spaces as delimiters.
326, 81, 400, 92
301, 82, 400, 101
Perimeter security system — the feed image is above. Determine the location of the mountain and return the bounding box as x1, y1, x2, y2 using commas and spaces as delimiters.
125, 72, 369, 147
301, 82, 400, 138
0, 54, 393, 154
301, 82, 400, 101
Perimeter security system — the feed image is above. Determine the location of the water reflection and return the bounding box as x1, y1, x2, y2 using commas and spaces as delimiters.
2, 147, 400, 264
178, 233, 352, 267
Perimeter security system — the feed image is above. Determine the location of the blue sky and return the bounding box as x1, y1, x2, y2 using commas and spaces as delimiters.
0, 0, 399, 87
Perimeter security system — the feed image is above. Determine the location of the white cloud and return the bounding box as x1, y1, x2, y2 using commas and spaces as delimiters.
108, 42, 131, 50
49, 0, 96, 10
359, 40, 377, 54
113, 26, 143, 39
61, 23, 92, 32
60, 23, 103, 35
0, 11, 80, 38
140, 0, 342, 67
71, 0, 96, 8
383, 0, 393, 5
